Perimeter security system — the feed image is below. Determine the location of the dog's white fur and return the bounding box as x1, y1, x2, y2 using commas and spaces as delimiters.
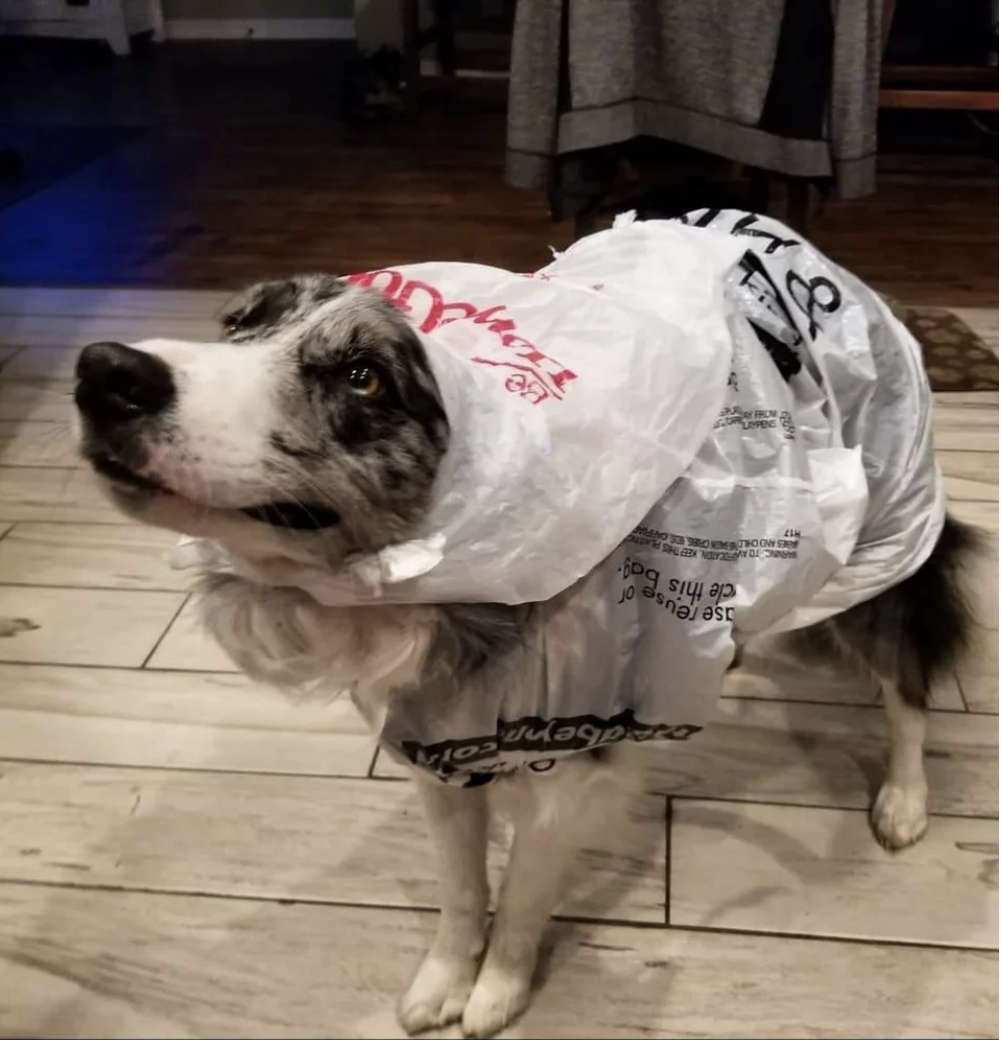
130, 338, 287, 508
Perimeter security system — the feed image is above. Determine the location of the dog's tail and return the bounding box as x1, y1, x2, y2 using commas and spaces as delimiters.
823, 513, 985, 709
899, 513, 985, 690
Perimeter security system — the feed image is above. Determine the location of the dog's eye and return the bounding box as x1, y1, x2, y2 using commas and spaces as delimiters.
347, 364, 383, 397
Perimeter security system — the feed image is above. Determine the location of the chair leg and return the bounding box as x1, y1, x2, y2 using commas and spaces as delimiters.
432, 0, 457, 78
747, 167, 772, 215
787, 178, 811, 235
401, 0, 422, 112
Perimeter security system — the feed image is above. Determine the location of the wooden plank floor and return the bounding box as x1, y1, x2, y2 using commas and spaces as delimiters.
0, 124, 995, 306
0, 292, 997, 1038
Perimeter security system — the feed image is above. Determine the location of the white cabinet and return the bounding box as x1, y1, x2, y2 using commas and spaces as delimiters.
0, 0, 165, 56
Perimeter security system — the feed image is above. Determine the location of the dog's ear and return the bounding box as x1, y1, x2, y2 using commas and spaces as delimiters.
219, 279, 301, 340
219, 274, 349, 341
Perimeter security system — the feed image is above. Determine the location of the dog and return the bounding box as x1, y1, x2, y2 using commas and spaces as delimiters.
73, 265, 978, 1037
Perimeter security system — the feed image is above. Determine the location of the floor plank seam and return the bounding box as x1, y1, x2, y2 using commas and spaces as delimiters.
0, 661, 229, 678
0, 519, 150, 528
0, 463, 78, 472
0, 581, 186, 595
0, 755, 376, 782
714, 694, 993, 716
664, 796, 673, 928
4, 755, 994, 819
666, 793, 1000, 819
0, 666, 992, 715
665, 920, 999, 955
0, 876, 994, 955
365, 746, 381, 779
140, 593, 192, 670
0, 658, 218, 672
956, 666, 974, 712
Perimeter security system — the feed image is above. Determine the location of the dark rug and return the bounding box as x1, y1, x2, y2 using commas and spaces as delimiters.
900, 306, 998, 392
0, 125, 143, 213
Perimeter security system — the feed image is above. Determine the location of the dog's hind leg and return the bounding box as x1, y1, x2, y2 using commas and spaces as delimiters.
819, 516, 979, 850
871, 675, 930, 849
810, 611, 931, 848
398, 778, 490, 1035
816, 602, 933, 850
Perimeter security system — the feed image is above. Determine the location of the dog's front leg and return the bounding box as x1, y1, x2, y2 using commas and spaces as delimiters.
399, 778, 489, 1035
462, 756, 627, 1038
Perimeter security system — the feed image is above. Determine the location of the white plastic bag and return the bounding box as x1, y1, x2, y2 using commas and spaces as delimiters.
171, 212, 945, 784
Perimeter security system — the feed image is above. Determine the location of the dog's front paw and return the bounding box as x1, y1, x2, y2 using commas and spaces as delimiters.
871, 781, 929, 850
461, 966, 531, 1038
398, 953, 479, 1035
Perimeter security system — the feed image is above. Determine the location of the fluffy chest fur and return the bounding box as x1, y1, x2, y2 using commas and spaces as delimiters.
193, 574, 545, 774
192, 566, 712, 788
194, 572, 437, 702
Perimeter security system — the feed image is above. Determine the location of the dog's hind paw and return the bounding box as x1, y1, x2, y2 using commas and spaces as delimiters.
398, 954, 478, 1035
871, 781, 929, 850
461, 967, 531, 1038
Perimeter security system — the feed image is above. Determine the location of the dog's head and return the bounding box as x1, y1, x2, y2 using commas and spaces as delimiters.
74, 274, 450, 567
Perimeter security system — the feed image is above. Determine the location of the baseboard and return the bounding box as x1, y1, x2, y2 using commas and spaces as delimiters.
165, 18, 355, 42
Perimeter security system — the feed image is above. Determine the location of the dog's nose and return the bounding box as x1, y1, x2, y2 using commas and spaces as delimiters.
75, 342, 175, 426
